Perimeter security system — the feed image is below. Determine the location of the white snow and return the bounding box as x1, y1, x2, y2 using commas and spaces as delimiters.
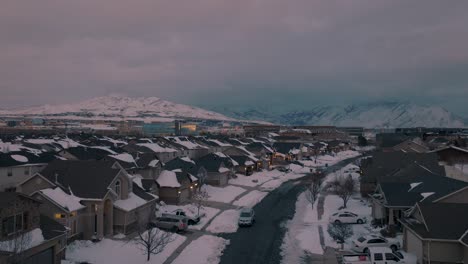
233, 190, 268, 207
230, 170, 283, 187
408, 182, 422, 192
56, 138, 82, 149
24, 139, 55, 144
172, 235, 229, 264
189, 174, 198, 182
203, 185, 246, 204
181, 156, 195, 164
91, 146, 117, 154
11, 154, 28, 163
109, 153, 136, 164
420, 192, 435, 202
40, 188, 85, 212
167, 137, 206, 150
208, 139, 232, 147
218, 167, 231, 173
206, 209, 239, 233
214, 152, 227, 158
138, 143, 177, 153
0, 228, 45, 253
65, 229, 186, 264
114, 193, 150, 211
148, 159, 160, 167
156, 171, 181, 188
245, 161, 255, 166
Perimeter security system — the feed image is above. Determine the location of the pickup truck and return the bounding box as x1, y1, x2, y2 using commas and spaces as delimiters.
161, 209, 201, 225
342, 247, 417, 264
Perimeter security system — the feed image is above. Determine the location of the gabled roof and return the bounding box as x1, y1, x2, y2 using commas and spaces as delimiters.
164, 157, 200, 175
63, 146, 114, 160
0, 151, 57, 168
401, 203, 468, 241
195, 153, 232, 173
40, 215, 67, 240
39, 160, 122, 199
272, 142, 301, 154
430, 145, 468, 154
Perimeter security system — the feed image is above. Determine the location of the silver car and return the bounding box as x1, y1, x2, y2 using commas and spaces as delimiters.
150, 215, 188, 232
238, 208, 255, 227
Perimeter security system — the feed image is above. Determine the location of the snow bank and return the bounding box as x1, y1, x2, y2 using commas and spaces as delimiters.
157, 170, 181, 188
66, 230, 186, 264
233, 190, 268, 207
203, 185, 246, 204
40, 188, 85, 212
206, 209, 240, 233
172, 235, 229, 264
0, 228, 45, 252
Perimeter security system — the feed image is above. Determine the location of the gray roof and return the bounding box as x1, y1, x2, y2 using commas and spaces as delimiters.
164, 157, 200, 175
401, 203, 468, 240
40, 160, 121, 199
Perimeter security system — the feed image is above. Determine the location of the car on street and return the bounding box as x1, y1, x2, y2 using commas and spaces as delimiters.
238, 207, 255, 227
329, 211, 367, 224
150, 215, 188, 233
342, 247, 416, 264
352, 235, 401, 253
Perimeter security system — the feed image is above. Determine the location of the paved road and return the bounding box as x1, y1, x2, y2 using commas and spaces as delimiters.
219, 157, 361, 264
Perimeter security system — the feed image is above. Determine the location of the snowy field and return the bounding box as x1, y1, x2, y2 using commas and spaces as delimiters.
229, 170, 283, 187
300, 150, 360, 168
158, 204, 220, 231
206, 209, 240, 234
172, 235, 229, 264
203, 185, 246, 204
65, 229, 186, 264
233, 190, 268, 207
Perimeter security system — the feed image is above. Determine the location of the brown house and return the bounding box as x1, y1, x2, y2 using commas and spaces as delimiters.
0, 192, 67, 264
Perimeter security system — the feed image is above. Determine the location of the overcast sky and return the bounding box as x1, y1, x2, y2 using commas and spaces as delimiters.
1, 0, 467, 115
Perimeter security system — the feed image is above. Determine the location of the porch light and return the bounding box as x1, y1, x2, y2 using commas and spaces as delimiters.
190, 186, 193, 189
178, 190, 181, 194
194, 183, 198, 186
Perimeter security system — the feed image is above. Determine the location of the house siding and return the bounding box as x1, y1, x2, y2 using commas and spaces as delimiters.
404, 228, 423, 264
205, 172, 229, 187
444, 165, 468, 182
0, 165, 46, 191
463, 246, 468, 264
423, 241, 464, 264
18, 174, 54, 195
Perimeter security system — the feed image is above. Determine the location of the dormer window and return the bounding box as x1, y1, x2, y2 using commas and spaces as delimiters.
115, 180, 121, 198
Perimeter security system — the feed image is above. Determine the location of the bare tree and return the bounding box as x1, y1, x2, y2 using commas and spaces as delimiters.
5, 231, 32, 264
132, 206, 175, 262
329, 175, 357, 209
327, 222, 353, 249
304, 172, 324, 209
192, 188, 210, 217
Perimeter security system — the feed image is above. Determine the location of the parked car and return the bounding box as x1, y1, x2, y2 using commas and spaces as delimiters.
352, 235, 401, 253
277, 166, 291, 173
162, 209, 201, 225
150, 215, 188, 232
238, 207, 255, 227
342, 247, 416, 264
329, 211, 366, 224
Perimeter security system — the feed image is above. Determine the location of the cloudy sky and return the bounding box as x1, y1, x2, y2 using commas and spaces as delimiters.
1, 0, 467, 115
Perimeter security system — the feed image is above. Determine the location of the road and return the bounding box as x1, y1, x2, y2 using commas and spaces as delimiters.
219, 157, 361, 264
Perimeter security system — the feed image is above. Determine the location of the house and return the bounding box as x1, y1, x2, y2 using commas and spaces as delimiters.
0, 151, 57, 192
392, 138, 429, 153
194, 153, 234, 186
195, 137, 233, 153
399, 203, 468, 264
133, 140, 180, 163
17, 160, 157, 240
164, 136, 210, 160
164, 157, 207, 186
431, 146, 468, 182
376, 133, 412, 151
156, 170, 198, 204
370, 167, 467, 227
0, 192, 67, 264
58, 146, 117, 161
272, 142, 304, 163
244, 142, 274, 170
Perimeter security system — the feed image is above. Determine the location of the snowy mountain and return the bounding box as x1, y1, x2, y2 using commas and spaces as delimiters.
0, 95, 235, 122
210, 102, 467, 128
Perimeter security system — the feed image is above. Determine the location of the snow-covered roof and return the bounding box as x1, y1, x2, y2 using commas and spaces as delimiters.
91, 146, 117, 155
109, 153, 136, 164
208, 139, 232, 147
214, 152, 228, 158
138, 143, 177, 153
289, 149, 300, 155
219, 167, 230, 173
189, 174, 198, 182
408, 182, 422, 192
148, 159, 160, 167
11, 154, 28, 163
24, 139, 56, 144
245, 161, 255, 166
156, 170, 181, 188
181, 157, 195, 164
167, 137, 207, 150
420, 192, 435, 202
114, 192, 149, 211
40, 188, 85, 212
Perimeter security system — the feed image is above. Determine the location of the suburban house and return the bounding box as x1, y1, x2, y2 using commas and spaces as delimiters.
194, 153, 234, 186
223, 146, 260, 173
134, 140, 180, 163
244, 142, 274, 170
392, 138, 429, 153
164, 136, 210, 160
431, 146, 468, 182
164, 157, 208, 187
0, 192, 67, 264
195, 137, 233, 153
17, 160, 157, 240
399, 203, 468, 264
272, 142, 304, 163
58, 146, 116, 161
0, 151, 56, 192
156, 170, 198, 204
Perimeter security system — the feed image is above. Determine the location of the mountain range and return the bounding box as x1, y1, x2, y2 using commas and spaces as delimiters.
0, 96, 466, 128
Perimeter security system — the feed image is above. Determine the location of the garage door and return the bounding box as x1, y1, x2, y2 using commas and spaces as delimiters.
24, 247, 54, 264
406, 230, 423, 263
180, 189, 190, 203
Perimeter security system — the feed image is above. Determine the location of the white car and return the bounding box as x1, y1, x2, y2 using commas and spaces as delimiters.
352, 235, 401, 253
329, 211, 366, 224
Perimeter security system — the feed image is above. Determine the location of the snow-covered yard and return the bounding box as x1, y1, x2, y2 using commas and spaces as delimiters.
172, 235, 229, 264
229, 170, 283, 187
158, 204, 220, 230
300, 150, 360, 168
65, 229, 186, 264
233, 190, 268, 207
206, 209, 240, 234
203, 185, 246, 204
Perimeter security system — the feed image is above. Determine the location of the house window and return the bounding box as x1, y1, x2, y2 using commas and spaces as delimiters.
1, 213, 23, 236
24, 167, 29, 176
54, 213, 66, 219
7, 168, 13, 177
115, 180, 121, 198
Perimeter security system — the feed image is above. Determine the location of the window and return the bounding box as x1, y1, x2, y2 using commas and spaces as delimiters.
7, 168, 13, 177
2, 213, 23, 236
54, 213, 66, 219
24, 167, 29, 176
115, 180, 121, 198
373, 253, 383, 261
23, 212, 29, 230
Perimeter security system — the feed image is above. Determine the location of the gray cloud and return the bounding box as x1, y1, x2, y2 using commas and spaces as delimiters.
0, 0, 467, 115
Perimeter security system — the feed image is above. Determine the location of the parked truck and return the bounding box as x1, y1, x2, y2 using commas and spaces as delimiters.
342, 247, 417, 264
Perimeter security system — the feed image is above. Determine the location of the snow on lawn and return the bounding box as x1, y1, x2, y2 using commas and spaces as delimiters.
172, 235, 229, 264
233, 190, 268, 207
203, 185, 246, 204
259, 179, 283, 191
300, 151, 360, 168
229, 170, 283, 187
206, 209, 239, 234
66, 230, 186, 264
159, 204, 220, 230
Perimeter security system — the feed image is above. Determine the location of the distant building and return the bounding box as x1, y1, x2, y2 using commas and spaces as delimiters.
243, 125, 281, 137
337, 127, 364, 137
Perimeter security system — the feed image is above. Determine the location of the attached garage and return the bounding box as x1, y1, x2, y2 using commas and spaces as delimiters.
24, 247, 54, 264
405, 229, 423, 263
